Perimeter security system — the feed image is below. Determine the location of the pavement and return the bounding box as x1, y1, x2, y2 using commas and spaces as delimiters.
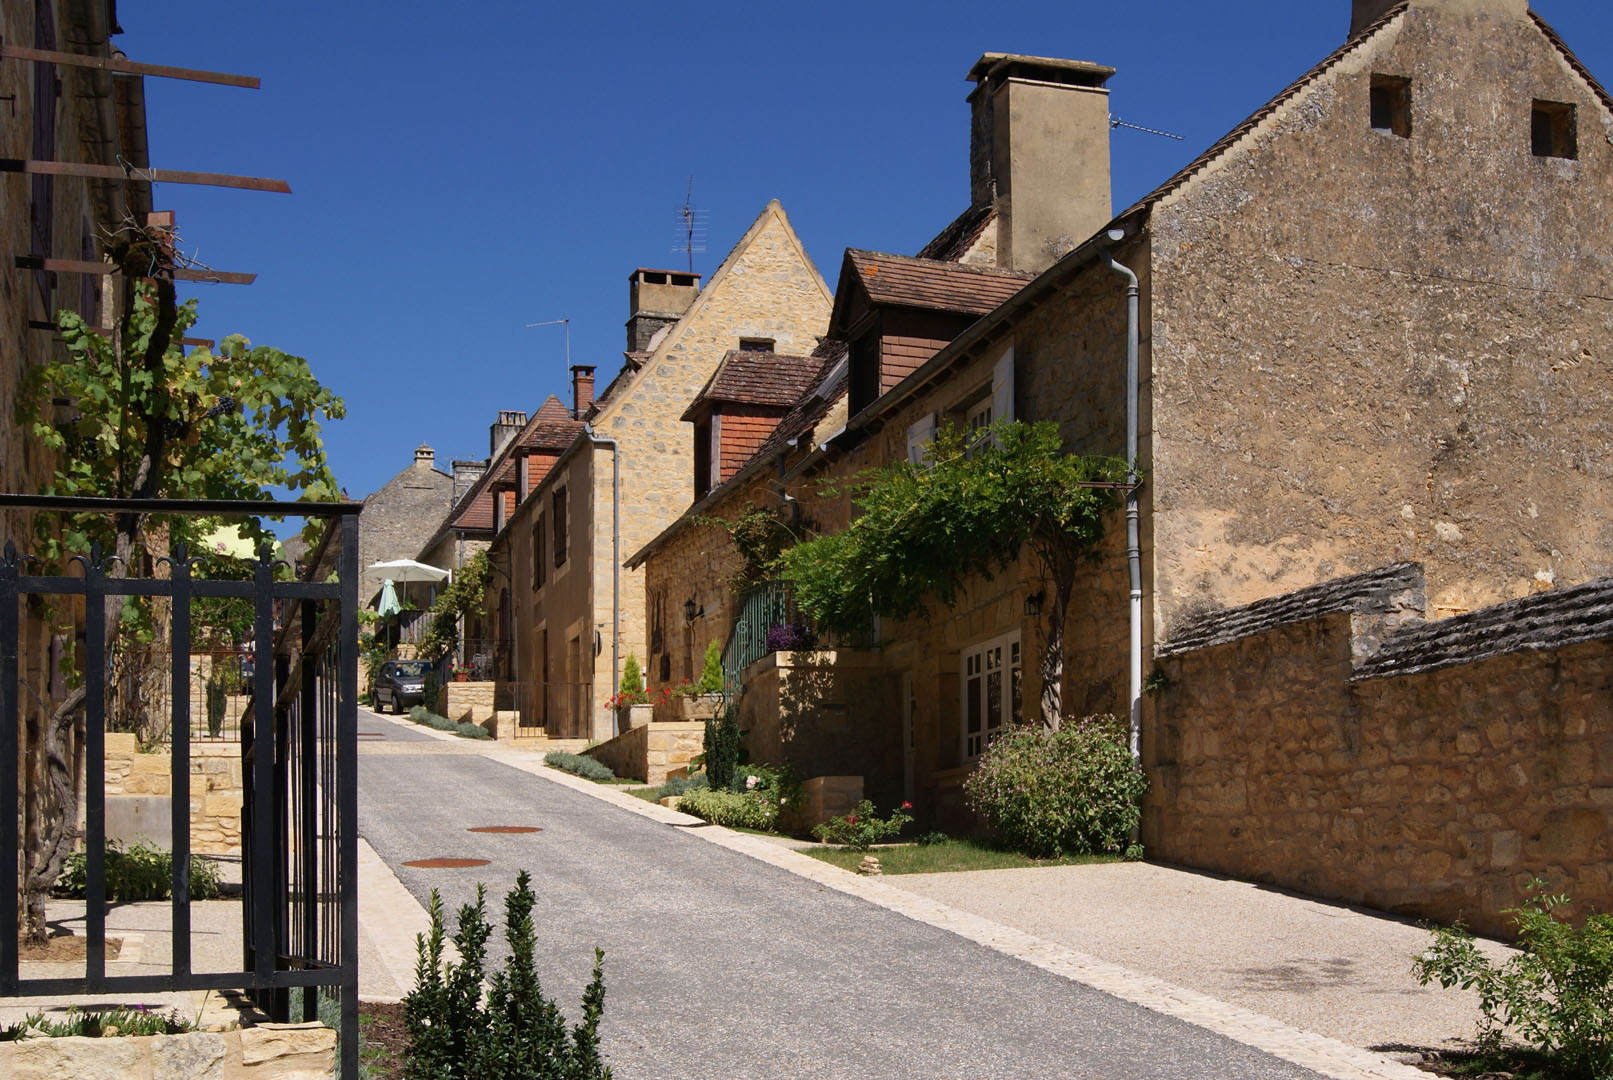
351, 707, 1515, 1080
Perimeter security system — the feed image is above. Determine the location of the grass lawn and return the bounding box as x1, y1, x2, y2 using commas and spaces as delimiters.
803, 837, 1126, 875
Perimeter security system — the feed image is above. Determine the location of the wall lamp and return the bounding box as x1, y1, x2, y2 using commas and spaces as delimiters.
683, 598, 704, 624
1024, 590, 1045, 618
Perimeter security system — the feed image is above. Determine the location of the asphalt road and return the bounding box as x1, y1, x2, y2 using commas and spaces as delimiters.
357, 731, 1328, 1080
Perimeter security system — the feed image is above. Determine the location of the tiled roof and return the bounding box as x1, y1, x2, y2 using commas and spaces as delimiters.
681, 351, 822, 421
533, 394, 572, 422
439, 409, 584, 536
845, 249, 1032, 316
915, 204, 996, 263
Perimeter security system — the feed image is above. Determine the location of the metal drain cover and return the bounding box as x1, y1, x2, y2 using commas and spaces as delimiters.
467, 826, 542, 834
403, 858, 490, 869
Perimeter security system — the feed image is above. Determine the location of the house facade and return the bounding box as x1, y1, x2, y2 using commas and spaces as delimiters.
355, 444, 454, 611
633, 0, 1613, 935
499, 201, 833, 740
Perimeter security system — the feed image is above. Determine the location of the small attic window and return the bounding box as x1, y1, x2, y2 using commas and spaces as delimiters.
739, 337, 774, 353
1369, 75, 1411, 138
1532, 100, 1577, 160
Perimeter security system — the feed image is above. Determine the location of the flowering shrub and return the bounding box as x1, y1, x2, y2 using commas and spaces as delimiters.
765, 623, 815, 652
813, 799, 913, 851
964, 714, 1147, 858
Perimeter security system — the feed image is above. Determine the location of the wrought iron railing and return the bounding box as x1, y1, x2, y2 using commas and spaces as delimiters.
0, 494, 361, 1080
721, 582, 799, 701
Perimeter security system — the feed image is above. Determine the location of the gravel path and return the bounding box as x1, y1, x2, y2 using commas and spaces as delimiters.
887, 862, 1514, 1055
357, 739, 1326, 1080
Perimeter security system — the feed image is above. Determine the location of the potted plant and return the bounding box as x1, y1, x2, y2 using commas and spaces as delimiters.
451, 663, 470, 683
679, 640, 726, 720
609, 655, 655, 729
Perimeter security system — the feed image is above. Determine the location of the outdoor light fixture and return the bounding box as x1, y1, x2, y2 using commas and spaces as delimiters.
683, 598, 699, 624
1024, 590, 1045, 617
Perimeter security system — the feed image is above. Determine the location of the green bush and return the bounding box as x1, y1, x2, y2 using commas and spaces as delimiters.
620, 654, 643, 694
405, 871, 610, 1080
675, 788, 779, 831
963, 714, 1147, 858
205, 675, 226, 738
544, 752, 616, 782
695, 639, 724, 695
813, 799, 913, 851
703, 703, 741, 791
455, 721, 491, 740
648, 772, 709, 800
408, 706, 459, 733
57, 841, 222, 902
1415, 880, 1613, 1079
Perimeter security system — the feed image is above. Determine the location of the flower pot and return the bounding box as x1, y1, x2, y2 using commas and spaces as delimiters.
679, 693, 723, 721
453, 672, 468, 683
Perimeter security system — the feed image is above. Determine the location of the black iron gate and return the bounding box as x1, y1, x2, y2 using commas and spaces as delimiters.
0, 494, 360, 1079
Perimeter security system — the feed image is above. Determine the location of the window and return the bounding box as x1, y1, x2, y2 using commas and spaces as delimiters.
531, 513, 546, 589
552, 487, 568, 567
961, 631, 1021, 760
1532, 100, 1577, 160
964, 396, 994, 458
1369, 75, 1411, 138
739, 337, 774, 352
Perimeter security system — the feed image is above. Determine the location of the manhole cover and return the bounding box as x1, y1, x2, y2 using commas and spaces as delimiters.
403, 858, 490, 869
467, 826, 542, 834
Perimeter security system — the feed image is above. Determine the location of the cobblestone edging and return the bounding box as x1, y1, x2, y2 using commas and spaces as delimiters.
509, 749, 1429, 1080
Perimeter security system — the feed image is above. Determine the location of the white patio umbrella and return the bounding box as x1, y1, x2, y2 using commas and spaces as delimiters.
366, 559, 450, 584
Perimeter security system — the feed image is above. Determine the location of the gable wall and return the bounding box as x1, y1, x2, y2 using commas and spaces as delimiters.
1149, 5, 1613, 636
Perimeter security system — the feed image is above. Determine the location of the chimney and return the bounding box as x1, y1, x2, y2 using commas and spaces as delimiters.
451, 459, 486, 503
626, 268, 700, 351
490, 410, 527, 457
571, 365, 596, 419
414, 444, 435, 469
967, 53, 1116, 275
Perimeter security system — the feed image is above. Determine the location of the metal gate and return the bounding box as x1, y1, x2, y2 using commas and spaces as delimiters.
0, 494, 360, 1079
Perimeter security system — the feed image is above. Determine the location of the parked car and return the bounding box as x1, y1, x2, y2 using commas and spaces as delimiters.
373, 660, 431, 714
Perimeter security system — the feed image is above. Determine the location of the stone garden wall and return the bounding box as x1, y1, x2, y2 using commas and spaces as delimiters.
103, 732, 243, 855
1145, 564, 1613, 939
0, 1020, 335, 1080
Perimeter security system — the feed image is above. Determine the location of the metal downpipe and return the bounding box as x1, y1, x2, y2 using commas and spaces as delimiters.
1105, 244, 1144, 766
583, 425, 621, 736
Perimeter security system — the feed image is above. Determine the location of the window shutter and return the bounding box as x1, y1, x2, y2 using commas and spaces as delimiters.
906, 411, 937, 466
990, 344, 1016, 436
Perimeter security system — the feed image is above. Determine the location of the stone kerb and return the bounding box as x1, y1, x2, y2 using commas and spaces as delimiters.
0, 1021, 336, 1080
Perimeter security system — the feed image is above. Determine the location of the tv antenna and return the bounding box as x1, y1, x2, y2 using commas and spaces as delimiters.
673, 175, 707, 273
1109, 115, 1184, 141
525, 317, 570, 369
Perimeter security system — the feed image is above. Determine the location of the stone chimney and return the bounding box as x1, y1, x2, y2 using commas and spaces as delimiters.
490, 410, 527, 457
414, 444, 435, 469
451, 459, 486, 503
571, 365, 596, 419
1351, 0, 1526, 37
626, 268, 700, 351
967, 53, 1116, 275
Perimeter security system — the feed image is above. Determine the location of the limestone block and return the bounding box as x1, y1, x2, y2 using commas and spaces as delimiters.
1, 1035, 147, 1080
238, 1023, 336, 1066
105, 732, 141, 757
204, 794, 243, 818
152, 1031, 227, 1079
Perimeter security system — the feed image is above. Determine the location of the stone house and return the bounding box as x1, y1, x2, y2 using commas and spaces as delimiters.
355, 444, 454, 611
632, 0, 1613, 937
495, 201, 833, 741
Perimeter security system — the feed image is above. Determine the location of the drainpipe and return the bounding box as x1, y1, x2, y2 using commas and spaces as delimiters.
583, 424, 621, 734
1105, 237, 1144, 767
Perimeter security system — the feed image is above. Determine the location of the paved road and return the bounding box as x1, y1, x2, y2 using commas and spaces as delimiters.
357, 724, 1327, 1080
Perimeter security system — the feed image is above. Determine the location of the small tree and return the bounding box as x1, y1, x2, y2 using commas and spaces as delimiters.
695, 639, 724, 695
416, 551, 492, 663
620, 654, 643, 695
15, 235, 344, 943
781, 421, 1123, 727
703, 702, 741, 790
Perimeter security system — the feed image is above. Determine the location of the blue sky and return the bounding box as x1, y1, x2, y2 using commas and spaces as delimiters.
115, 1, 1612, 500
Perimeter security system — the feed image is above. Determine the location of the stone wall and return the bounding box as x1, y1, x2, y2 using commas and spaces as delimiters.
1147, 565, 1613, 939
0, 1021, 336, 1080
103, 733, 243, 855
582, 720, 704, 785
739, 651, 904, 810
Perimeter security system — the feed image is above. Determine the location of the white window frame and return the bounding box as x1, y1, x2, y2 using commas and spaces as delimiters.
906, 410, 937, 466
960, 629, 1022, 761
